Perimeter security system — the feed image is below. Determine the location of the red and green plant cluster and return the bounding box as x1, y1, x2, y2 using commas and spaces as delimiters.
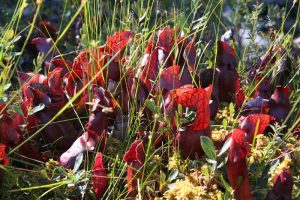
0, 3, 300, 199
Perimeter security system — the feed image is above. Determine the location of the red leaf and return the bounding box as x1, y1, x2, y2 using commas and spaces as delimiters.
63, 68, 84, 98
89, 53, 121, 84
183, 39, 196, 68
17, 142, 48, 162
167, 85, 212, 160
140, 48, 160, 90
217, 66, 239, 102
140, 28, 179, 90
48, 58, 72, 72
164, 84, 195, 128
226, 159, 253, 200
62, 63, 87, 111
85, 109, 108, 145
235, 89, 245, 108
234, 77, 245, 108
123, 139, 145, 197
157, 28, 178, 53
241, 114, 275, 143
270, 86, 290, 107
92, 152, 108, 200
145, 27, 178, 54
197, 68, 220, 120
253, 76, 271, 99
73, 50, 89, 73
226, 128, 253, 200
171, 85, 211, 131
28, 87, 52, 107
159, 65, 181, 92
216, 37, 239, 102
216, 41, 237, 69
47, 67, 65, 95
0, 110, 22, 146
17, 71, 34, 85
175, 128, 211, 160
266, 168, 293, 200
228, 129, 250, 163
248, 48, 275, 82
87, 48, 106, 85
123, 139, 145, 164
22, 73, 47, 108
24, 73, 47, 87
0, 143, 9, 186
0, 103, 6, 114
130, 78, 149, 103
145, 34, 155, 54
176, 36, 192, 67
105, 31, 134, 60
85, 87, 113, 145
60, 133, 97, 168
31, 37, 57, 62
59, 87, 111, 168
0, 144, 9, 166
35, 109, 78, 151
73, 47, 121, 86
179, 66, 193, 86
269, 86, 291, 123
169, 84, 197, 100
39, 21, 58, 38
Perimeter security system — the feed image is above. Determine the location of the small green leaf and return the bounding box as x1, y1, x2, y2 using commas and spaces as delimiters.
229, 103, 235, 116
218, 137, 232, 157
139, 12, 147, 22
57, 167, 68, 176
217, 193, 223, 200
4, 29, 14, 41
192, 13, 208, 31
10, 35, 21, 44
183, 27, 190, 34
28, 103, 45, 115
73, 153, 83, 173
206, 158, 217, 170
206, 158, 217, 164
13, 105, 24, 116
217, 156, 228, 169
178, 104, 183, 116
41, 169, 50, 180
168, 169, 179, 182
220, 174, 233, 193
237, 176, 243, 186
145, 99, 157, 113
159, 171, 167, 190
201, 165, 210, 176
201, 136, 216, 160
222, 118, 228, 130
184, 107, 196, 122
158, 127, 169, 133
224, 190, 231, 200
3, 83, 11, 91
